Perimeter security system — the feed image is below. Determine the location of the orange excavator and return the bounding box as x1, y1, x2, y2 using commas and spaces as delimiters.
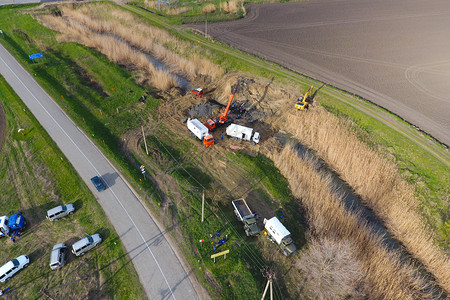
205, 78, 240, 131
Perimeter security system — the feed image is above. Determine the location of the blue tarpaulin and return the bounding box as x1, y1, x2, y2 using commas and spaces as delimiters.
29, 52, 43, 60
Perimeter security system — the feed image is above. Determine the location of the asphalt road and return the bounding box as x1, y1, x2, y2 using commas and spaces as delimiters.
192, 0, 450, 145
0, 43, 198, 300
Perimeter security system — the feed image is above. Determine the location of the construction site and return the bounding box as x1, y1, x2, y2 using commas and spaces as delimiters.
0, 1, 448, 299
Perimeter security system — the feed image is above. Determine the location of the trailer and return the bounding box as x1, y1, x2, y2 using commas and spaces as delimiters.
226, 124, 260, 145
187, 118, 214, 147
264, 217, 297, 256
232, 199, 260, 236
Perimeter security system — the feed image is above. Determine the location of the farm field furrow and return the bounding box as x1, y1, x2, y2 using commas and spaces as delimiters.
190, 0, 450, 146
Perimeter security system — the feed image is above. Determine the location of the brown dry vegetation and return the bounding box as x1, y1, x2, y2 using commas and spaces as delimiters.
221, 0, 239, 13
35, 3, 222, 90
269, 106, 450, 293
297, 237, 367, 299
31, 3, 448, 296
201, 3, 217, 14
144, 0, 193, 14
266, 146, 434, 299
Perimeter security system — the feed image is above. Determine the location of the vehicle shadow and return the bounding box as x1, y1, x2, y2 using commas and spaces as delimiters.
101, 172, 119, 188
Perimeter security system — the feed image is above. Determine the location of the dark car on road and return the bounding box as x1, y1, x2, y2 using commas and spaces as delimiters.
90, 176, 106, 192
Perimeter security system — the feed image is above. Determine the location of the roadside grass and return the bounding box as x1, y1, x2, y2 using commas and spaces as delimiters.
140, 133, 265, 299
0, 6, 163, 205
0, 75, 145, 299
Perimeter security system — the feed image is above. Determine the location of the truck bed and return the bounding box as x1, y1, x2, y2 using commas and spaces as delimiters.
232, 199, 252, 219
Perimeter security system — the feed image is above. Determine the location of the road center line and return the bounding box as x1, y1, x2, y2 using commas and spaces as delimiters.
0, 53, 176, 300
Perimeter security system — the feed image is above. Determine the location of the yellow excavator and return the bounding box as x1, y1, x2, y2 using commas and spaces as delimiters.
295, 85, 314, 110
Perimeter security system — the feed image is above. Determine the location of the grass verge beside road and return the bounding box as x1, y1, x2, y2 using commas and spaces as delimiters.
0, 75, 145, 299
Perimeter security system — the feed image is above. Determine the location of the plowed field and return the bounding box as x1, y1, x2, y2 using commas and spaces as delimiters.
190, 0, 450, 145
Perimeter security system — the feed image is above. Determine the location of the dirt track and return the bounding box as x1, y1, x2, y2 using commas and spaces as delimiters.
190, 0, 450, 146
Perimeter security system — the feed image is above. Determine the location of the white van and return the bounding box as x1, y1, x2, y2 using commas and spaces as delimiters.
46, 204, 75, 221
49, 243, 67, 270
0, 255, 29, 282
72, 234, 102, 256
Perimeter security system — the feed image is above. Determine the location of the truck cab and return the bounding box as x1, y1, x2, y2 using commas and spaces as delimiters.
0, 216, 9, 237
8, 211, 26, 232
203, 134, 215, 148
243, 217, 260, 237
280, 236, 297, 256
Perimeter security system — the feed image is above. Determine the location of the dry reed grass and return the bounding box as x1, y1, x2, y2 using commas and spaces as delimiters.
271, 106, 450, 293
74, 5, 222, 78
37, 14, 177, 90
201, 4, 216, 14
266, 145, 435, 299
36, 3, 223, 88
297, 237, 367, 299
221, 0, 239, 13
143, 0, 192, 14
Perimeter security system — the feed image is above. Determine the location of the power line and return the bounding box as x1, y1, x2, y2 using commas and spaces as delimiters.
149, 132, 267, 268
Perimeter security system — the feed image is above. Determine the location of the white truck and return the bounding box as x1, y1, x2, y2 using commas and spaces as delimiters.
226, 124, 260, 145
264, 217, 297, 256
187, 118, 214, 148
232, 199, 260, 237
0, 216, 9, 237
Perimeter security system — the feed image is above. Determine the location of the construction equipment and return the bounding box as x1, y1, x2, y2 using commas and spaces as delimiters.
205, 78, 240, 131
264, 217, 297, 256
226, 124, 260, 145
232, 199, 260, 237
295, 85, 314, 110
187, 118, 215, 147
192, 87, 204, 98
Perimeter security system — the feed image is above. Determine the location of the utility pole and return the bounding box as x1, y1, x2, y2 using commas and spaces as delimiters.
261, 268, 275, 300
139, 116, 149, 155
201, 190, 205, 223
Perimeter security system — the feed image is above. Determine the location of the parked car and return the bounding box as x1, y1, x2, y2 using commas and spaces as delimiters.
90, 176, 106, 192
0, 255, 29, 282
72, 234, 102, 256
46, 204, 75, 221
49, 243, 67, 270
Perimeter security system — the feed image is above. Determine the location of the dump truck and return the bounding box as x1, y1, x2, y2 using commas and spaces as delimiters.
264, 217, 297, 256
187, 118, 214, 148
226, 124, 260, 145
232, 199, 260, 237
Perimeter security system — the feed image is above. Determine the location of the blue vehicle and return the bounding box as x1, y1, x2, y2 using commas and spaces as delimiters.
90, 176, 106, 192
8, 211, 26, 231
